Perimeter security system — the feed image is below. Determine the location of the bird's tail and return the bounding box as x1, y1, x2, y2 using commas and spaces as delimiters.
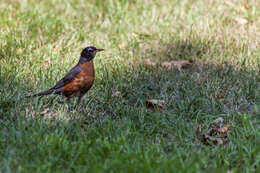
26, 89, 55, 97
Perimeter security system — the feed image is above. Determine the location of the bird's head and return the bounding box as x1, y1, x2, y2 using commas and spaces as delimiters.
80, 46, 104, 61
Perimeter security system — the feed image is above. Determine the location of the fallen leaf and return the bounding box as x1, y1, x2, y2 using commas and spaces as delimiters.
234, 18, 248, 25
172, 60, 194, 71
203, 134, 224, 145
198, 120, 231, 146
218, 124, 231, 134
144, 59, 156, 67
112, 90, 122, 99
144, 99, 166, 112
241, 4, 249, 10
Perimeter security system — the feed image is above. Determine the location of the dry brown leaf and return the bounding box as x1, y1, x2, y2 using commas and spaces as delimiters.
241, 3, 250, 10
234, 18, 248, 25
112, 90, 122, 99
199, 121, 231, 146
196, 76, 207, 85
144, 99, 166, 112
203, 134, 224, 145
218, 124, 231, 134
144, 59, 156, 66
172, 60, 193, 71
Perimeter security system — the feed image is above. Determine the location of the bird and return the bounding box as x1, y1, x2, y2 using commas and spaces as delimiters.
28, 46, 104, 111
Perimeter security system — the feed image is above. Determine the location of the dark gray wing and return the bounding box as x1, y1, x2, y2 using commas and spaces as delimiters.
51, 64, 82, 90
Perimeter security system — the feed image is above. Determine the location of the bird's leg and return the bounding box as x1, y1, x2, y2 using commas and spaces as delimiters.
66, 98, 72, 111
74, 95, 84, 110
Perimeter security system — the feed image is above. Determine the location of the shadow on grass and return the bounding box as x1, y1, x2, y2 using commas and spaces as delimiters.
1, 38, 259, 123
84, 38, 259, 121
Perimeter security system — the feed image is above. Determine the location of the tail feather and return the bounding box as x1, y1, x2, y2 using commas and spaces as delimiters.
26, 89, 55, 97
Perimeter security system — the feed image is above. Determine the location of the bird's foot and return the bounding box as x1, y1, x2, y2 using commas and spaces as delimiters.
67, 104, 73, 112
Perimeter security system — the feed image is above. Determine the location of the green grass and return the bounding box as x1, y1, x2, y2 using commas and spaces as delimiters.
0, 0, 260, 172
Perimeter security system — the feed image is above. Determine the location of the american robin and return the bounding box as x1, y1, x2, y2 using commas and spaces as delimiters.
28, 46, 104, 111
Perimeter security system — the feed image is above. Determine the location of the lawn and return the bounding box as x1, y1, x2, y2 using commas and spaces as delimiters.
0, 0, 260, 172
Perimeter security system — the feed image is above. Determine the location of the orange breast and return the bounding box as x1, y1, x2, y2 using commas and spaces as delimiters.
62, 61, 95, 98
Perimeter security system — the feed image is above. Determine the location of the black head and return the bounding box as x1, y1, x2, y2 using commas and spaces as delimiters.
80, 46, 104, 61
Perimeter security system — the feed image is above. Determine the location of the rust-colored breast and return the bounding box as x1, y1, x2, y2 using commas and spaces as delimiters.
62, 61, 95, 98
